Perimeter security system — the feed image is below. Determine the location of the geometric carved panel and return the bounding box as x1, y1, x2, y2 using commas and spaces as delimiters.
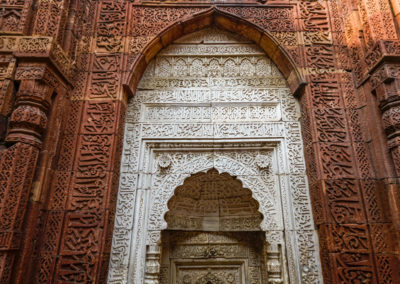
109, 28, 322, 284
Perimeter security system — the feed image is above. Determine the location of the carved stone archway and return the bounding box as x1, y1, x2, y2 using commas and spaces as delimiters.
109, 27, 322, 283
157, 169, 278, 284
165, 168, 263, 232
123, 7, 306, 99
4, 1, 396, 283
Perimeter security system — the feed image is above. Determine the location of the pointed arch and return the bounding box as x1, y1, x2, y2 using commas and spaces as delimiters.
123, 8, 306, 98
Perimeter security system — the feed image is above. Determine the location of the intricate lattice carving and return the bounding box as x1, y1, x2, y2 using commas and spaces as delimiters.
110, 28, 321, 284
5, 0, 394, 282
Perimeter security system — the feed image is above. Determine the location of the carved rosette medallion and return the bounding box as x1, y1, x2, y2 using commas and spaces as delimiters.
255, 154, 271, 171
158, 153, 171, 169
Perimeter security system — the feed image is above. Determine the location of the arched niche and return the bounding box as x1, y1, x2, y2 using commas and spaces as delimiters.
123, 8, 306, 100
109, 26, 322, 284
165, 168, 263, 231
160, 169, 269, 283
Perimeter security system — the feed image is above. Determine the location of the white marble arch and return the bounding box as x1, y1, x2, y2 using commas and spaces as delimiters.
108, 28, 323, 284
164, 168, 264, 232
149, 150, 280, 233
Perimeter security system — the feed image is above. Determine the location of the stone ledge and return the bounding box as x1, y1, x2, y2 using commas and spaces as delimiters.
0, 36, 74, 84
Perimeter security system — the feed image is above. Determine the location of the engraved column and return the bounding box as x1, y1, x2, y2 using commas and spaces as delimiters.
144, 245, 161, 284
367, 61, 400, 284
265, 243, 283, 284
6, 80, 51, 147
0, 64, 54, 283
371, 63, 400, 176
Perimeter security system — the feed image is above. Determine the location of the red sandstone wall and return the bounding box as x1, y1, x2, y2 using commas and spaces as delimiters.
0, 0, 399, 283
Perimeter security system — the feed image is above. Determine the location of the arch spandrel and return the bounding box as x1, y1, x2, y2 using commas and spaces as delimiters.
123, 8, 306, 99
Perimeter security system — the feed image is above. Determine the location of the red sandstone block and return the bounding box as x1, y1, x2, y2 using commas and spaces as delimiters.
160, 22, 184, 47
330, 252, 377, 284
103, 173, 122, 212
322, 179, 367, 224
39, 211, 65, 253
55, 252, 100, 283
124, 54, 146, 98
143, 37, 163, 64
71, 133, 116, 171
87, 70, 122, 100
285, 46, 306, 68
68, 172, 113, 211
317, 224, 333, 251
80, 100, 123, 135
369, 223, 397, 254
0, 230, 21, 250
374, 253, 400, 283
332, 224, 372, 253
309, 180, 329, 225
47, 172, 71, 210
234, 18, 263, 44
310, 142, 324, 178
319, 251, 334, 284
101, 209, 116, 254
33, 252, 57, 283
97, 253, 111, 283
313, 107, 349, 143
56, 135, 79, 172
314, 143, 356, 179
0, 251, 15, 284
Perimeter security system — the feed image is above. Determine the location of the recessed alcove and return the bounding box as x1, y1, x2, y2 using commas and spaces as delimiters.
110, 27, 321, 284
165, 169, 263, 232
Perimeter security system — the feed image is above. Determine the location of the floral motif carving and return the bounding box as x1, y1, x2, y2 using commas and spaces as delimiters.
0, 36, 74, 82
219, 7, 295, 32
110, 28, 321, 284
158, 154, 171, 169
1, 1, 396, 283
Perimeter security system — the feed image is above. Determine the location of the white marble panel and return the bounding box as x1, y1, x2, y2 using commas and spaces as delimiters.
109, 28, 322, 284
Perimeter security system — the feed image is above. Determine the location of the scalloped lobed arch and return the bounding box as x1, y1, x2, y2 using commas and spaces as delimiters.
164, 168, 264, 231
165, 168, 263, 231
148, 155, 280, 235
123, 7, 306, 99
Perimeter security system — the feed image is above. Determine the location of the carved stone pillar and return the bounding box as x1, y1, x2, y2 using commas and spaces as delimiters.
5, 79, 52, 148
265, 243, 283, 284
0, 74, 53, 283
144, 245, 161, 284
369, 62, 400, 281
0, 62, 67, 283
370, 62, 400, 176
0, 55, 16, 146
0, 0, 34, 34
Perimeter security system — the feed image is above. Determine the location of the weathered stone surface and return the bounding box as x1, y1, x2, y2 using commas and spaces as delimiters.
109, 28, 321, 284
0, 1, 399, 283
